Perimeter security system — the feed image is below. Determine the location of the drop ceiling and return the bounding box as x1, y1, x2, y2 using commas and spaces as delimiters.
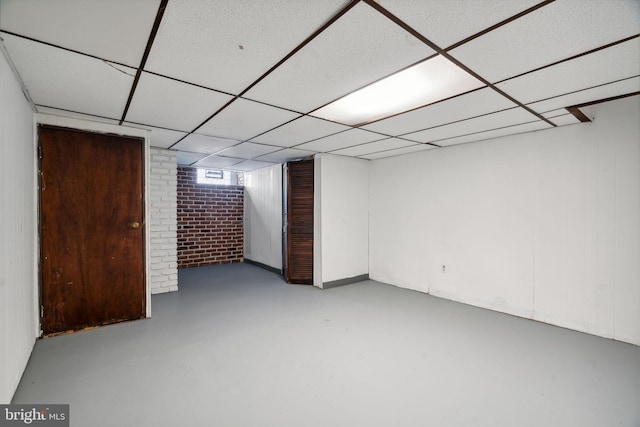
1, 0, 638, 171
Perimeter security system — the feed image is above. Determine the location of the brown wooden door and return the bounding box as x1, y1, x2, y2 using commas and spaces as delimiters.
39, 126, 145, 335
286, 158, 314, 284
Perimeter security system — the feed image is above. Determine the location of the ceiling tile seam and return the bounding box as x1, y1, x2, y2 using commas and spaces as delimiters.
237, 95, 309, 116
241, 109, 389, 146
395, 106, 523, 139
239, 115, 306, 144
526, 74, 640, 114
355, 144, 427, 158
308, 139, 382, 154
304, 52, 440, 118
323, 136, 399, 153
544, 111, 574, 119
443, 0, 556, 52
167, 102, 245, 150
243, 112, 391, 146
0, 29, 132, 69
493, 34, 640, 85
142, 69, 236, 97
252, 147, 289, 160
178, 1, 362, 151
182, 97, 243, 143
284, 127, 375, 151
172, 149, 204, 156
362, 0, 557, 128
357, 86, 486, 128
425, 119, 549, 146
234, 0, 361, 100
254, 150, 316, 162
420, 141, 441, 148
349, 150, 397, 159
204, 154, 279, 166
0, 36, 36, 111
565, 106, 591, 123
215, 142, 289, 161
181, 139, 276, 165
187, 155, 244, 167
569, 91, 640, 110
119, 0, 169, 125
35, 104, 120, 122
122, 119, 188, 134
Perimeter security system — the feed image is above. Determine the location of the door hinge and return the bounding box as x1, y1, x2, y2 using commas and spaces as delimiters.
38, 145, 42, 159
40, 305, 44, 318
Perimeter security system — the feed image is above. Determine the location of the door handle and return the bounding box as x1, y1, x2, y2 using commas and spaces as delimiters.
130, 221, 140, 229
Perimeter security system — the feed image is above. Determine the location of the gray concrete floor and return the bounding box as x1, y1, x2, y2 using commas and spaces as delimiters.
13, 263, 640, 426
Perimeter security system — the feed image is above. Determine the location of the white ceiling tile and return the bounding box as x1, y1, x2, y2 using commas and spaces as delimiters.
229, 160, 278, 172
331, 138, 418, 156
361, 144, 435, 160
362, 87, 518, 136
497, 40, 640, 105
450, 0, 640, 83
378, 0, 541, 48
216, 142, 280, 159
0, 0, 160, 67
123, 123, 187, 148
545, 114, 581, 127
250, 116, 350, 148
527, 76, 640, 114
295, 128, 385, 152
404, 107, 540, 143
176, 151, 209, 166
2, 34, 133, 119
145, 0, 347, 94
244, 2, 435, 113
37, 106, 120, 125
171, 133, 239, 154
311, 55, 485, 125
193, 155, 244, 169
255, 148, 316, 163
125, 72, 234, 132
197, 98, 301, 141
439, 121, 552, 147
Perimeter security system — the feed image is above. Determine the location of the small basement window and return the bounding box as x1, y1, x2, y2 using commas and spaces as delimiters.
196, 168, 242, 186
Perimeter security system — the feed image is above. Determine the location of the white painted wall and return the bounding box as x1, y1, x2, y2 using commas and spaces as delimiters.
0, 48, 37, 403
370, 96, 640, 345
149, 147, 178, 293
315, 154, 369, 286
244, 164, 282, 270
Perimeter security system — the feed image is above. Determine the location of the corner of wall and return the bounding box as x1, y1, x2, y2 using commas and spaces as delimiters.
313, 154, 323, 288
0, 48, 37, 403
149, 147, 178, 294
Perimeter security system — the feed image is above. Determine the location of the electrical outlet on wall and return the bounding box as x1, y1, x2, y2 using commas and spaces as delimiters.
442, 265, 446, 273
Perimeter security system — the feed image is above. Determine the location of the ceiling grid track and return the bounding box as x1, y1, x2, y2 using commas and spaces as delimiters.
362, 0, 557, 127
119, 0, 169, 125
1, 0, 637, 169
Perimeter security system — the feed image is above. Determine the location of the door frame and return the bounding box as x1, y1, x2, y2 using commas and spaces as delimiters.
34, 114, 152, 335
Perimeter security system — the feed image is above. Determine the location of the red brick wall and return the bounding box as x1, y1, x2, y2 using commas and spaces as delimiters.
177, 167, 243, 268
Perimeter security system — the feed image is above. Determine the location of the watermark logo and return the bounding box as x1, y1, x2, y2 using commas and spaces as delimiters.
0, 405, 68, 426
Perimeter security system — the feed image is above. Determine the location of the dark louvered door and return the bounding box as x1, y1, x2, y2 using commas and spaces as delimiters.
286, 158, 314, 284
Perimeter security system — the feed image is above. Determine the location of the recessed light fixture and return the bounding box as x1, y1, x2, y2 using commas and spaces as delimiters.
312, 55, 485, 126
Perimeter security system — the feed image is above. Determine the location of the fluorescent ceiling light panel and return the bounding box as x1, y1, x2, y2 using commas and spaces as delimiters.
312, 55, 485, 126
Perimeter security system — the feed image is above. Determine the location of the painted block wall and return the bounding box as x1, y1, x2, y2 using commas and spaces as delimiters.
315, 154, 369, 287
369, 96, 640, 345
149, 148, 178, 293
0, 49, 36, 403
243, 164, 282, 270
177, 167, 243, 268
